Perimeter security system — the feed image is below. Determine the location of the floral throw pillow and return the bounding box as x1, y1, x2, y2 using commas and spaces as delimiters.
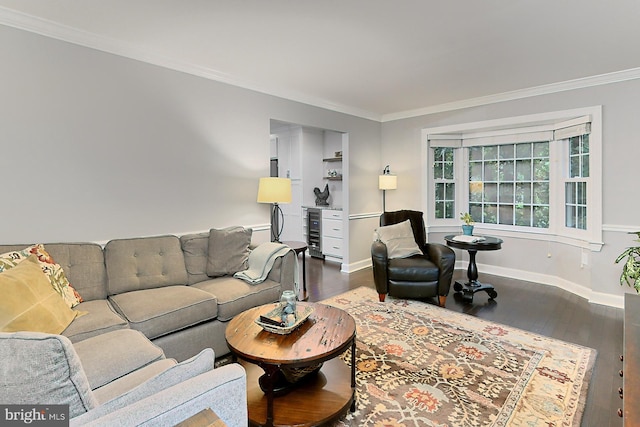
0, 244, 83, 308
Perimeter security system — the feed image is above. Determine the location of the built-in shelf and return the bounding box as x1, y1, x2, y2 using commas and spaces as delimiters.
324, 176, 342, 180
323, 157, 343, 162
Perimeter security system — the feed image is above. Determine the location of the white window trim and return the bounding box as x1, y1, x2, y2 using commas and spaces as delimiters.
422, 106, 603, 252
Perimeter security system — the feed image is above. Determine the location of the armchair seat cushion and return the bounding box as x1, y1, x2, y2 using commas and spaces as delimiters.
387, 255, 440, 282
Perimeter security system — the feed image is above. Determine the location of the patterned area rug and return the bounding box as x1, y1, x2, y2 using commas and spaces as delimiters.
322, 287, 596, 427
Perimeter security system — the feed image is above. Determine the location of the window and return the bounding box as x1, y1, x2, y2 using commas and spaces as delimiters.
468, 142, 550, 228
565, 134, 589, 230
424, 107, 602, 249
433, 147, 455, 219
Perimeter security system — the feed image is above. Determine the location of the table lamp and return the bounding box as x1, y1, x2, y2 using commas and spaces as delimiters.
378, 165, 397, 212
257, 177, 292, 242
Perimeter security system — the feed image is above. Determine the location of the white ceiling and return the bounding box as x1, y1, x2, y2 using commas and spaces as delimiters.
1, 1, 640, 121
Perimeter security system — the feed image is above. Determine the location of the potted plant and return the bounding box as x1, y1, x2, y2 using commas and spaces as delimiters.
615, 231, 640, 293
460, 212, 474, 235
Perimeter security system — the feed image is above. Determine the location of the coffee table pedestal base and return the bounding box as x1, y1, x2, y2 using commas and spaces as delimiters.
243, 358, 354, 427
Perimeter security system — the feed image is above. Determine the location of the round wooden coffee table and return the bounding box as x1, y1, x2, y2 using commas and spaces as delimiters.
225, 302, 356, 427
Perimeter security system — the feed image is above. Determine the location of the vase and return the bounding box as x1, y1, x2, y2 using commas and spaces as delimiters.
462, 224, 474, 236
280, 290, 297, 326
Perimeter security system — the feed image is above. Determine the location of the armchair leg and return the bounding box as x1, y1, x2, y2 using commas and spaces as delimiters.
378, 293, 386, 302
438, 295, 446, 307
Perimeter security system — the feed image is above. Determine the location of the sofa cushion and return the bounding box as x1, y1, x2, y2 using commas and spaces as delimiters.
180, 232, 210, 285
1, 255, 80, 334
94, 349, 214, 410
108, 286, 218, 339
93, 359, 176, 404
105, 235, 189, 295
0, 244, 83, 307
44, 243, 108, 301
0, 331, 98, 418
74, 329, 165, 390
62, 299, 129, 343
193, 276, 280, 321
206, 226, 252, 277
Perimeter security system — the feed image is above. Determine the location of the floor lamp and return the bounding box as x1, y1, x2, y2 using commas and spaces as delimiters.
257, 177, 292, 242
378, 165, 397, 212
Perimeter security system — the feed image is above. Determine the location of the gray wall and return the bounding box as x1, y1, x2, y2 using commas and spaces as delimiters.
0, 25, 381, 270
381, 78, 640, 306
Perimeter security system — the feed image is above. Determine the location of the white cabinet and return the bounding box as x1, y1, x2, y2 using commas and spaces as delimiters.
322, 209, 343, 259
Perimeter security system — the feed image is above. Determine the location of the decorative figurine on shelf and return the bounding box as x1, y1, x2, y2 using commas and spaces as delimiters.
314, 183, 330, 206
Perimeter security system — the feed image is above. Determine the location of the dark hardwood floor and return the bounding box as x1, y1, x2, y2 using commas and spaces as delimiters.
304, 257, 624, 427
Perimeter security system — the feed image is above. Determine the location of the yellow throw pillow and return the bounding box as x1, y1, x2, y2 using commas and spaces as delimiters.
0, 255, 79, 334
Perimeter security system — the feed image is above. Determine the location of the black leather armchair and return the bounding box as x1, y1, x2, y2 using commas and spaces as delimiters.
371, 210, 455, 306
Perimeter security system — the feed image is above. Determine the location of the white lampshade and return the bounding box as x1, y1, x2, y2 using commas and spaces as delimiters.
257, 177, 292, 204
378, 174, 397, 190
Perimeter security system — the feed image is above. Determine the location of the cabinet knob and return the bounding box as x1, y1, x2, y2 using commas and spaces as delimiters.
618, 408, 623, 417
619, 387, 623, 398
620, 369, 624, 377
620, 354, 624, 362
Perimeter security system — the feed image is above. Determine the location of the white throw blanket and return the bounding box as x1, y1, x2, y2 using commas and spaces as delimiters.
234, 242, 299, 295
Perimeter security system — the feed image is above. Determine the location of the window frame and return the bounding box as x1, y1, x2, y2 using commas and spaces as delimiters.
422, 106, 603, 251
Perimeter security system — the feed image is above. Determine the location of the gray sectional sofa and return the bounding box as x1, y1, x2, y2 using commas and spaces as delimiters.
0, 229, 296, 426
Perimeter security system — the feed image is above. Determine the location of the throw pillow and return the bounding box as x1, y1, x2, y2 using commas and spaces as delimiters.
374, 219, 423, 259
0, 255, 80, 334
206, 226, 252, 277
0, 244, 83, 308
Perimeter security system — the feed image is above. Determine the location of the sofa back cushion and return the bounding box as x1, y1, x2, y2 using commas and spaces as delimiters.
105, 235, 188, 295
0, 243, 107, 301
179, 232, 210, 285
0, 331, 98, 418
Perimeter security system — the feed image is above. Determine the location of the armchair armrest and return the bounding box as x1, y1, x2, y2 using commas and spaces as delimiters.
424, 243, 456, 296
71, 363, 247, 427
266, 249, 296, 293
371, 241, 389, 295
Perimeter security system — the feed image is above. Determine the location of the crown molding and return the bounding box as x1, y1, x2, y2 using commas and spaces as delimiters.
2, 6, 639, 124
382, 67, 640, 122
0, 6, 383, 122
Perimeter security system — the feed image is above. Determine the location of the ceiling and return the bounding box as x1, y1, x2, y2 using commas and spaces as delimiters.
1, 1, 640, 121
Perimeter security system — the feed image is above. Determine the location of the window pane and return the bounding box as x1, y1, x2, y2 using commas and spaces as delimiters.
499, 205, 514, 225
435, 201, 444, 219
484, 161, 498, 181
516, 182, 532, 204
533, 205, 549, 228
484, 183, 498, 203
469, 204, 483, 222
566, 205, 576, 228
583, 154, 589, 177
469, 162, 482, 181
499, 183, 514, 202
534, 159, 549, 180
499, 144, 514, 159
533, 182, 549, 204
434, 163, 443, 179
577, 206, 587, 229
515, 205, 531, 226
577, 182, 587, 204
469, 182, 483, 202
445, 183, 455, 200
483, 204, 498, 224
435, 183, 444, 200
516, 160, 532, 181
570, 156, 580, 178
500, 160, 515, 181
444, 162, 454, 179
566, 182, 576, 203
533, 142, 549, 157
469, 146, 483, 161
484, 146, 498, 160
516, 143, 531, 158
